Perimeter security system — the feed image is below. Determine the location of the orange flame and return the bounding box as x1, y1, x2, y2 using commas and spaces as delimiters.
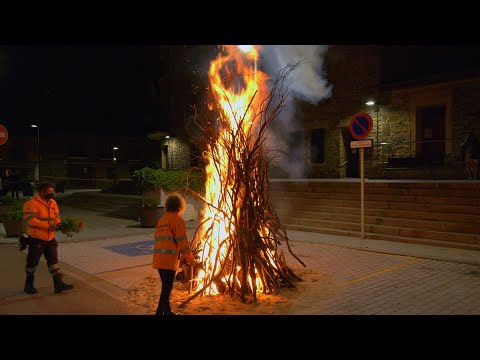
194, 45, 271, 295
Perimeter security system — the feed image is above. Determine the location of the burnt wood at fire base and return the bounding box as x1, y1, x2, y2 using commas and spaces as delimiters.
180, 59, 305, 307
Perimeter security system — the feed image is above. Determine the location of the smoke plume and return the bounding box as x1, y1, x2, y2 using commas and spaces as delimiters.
261, 45, 332, 105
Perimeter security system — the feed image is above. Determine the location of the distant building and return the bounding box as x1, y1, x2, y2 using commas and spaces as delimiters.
0, 131, 195, 189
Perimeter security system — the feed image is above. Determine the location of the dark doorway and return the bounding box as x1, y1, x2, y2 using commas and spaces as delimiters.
341, 127, 359, 178
416, 105, 446, 164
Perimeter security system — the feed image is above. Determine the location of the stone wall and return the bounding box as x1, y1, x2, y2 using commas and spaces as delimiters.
168, 137, 191, 170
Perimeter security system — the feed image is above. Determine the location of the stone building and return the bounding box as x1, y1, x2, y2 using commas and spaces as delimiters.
266, 45, 480, 180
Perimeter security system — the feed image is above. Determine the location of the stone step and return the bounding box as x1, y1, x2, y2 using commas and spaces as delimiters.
276, 208, 480, 233
283, 224, 480, 252
277, 216, 479, 244
270, 190, 480, 206
271, 196, 480, 215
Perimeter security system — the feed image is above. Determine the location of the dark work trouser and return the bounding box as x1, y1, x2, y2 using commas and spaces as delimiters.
25, 238, 61, 275
156, 269, 176, 315
11, 185, 19, 199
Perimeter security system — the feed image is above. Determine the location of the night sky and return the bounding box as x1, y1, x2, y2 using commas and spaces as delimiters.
2, 44, 480, 138
0, 45, 168, 136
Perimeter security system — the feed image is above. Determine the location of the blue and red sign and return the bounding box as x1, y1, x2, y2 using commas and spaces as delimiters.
349, 113, 373, 140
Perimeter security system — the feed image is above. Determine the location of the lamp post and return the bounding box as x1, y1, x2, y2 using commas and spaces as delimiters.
366, 100, 380, 168
113, 146, 119, 184
31, 124, 40, 185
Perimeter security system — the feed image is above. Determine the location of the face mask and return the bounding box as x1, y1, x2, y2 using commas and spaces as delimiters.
44, 193, 54, 200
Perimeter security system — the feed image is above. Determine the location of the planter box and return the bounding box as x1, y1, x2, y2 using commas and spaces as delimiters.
138, 206, 164, 228
1, 216, 23, 237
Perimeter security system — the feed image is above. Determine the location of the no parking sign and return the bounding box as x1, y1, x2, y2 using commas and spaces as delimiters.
349, 113, 373, 140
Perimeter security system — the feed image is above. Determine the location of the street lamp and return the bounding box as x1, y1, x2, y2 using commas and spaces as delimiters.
113, 146, 119, 184
31, 124, 40, 185
366, 100, 380, 168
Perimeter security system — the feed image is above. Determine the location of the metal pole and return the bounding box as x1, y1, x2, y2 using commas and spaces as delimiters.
360, 147, 365, 240
113, 147, 119, 184
375, 107, 379, 168
37, 126, 41, 185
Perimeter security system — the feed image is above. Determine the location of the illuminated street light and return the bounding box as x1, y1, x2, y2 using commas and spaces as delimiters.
365, 100, 380, 167
113, 146, 119, 183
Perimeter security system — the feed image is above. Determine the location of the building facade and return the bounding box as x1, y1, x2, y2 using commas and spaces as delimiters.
266, 45, 480, 180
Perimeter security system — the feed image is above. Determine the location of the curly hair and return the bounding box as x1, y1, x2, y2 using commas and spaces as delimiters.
165, 193, 186, 213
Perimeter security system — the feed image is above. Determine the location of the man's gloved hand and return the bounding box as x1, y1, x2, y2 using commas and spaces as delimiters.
18, 234, 29, 251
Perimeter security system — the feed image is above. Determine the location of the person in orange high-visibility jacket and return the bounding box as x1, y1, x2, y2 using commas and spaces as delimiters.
153, 193, 195, 315
22, 182, 74, 294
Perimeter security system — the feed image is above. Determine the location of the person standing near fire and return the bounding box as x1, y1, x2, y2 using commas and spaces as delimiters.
5, 168, 20, 199
153, 193, 195, 315
22, 182, 74, 294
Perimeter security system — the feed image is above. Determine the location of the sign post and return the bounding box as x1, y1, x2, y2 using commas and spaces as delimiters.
349, 113, 373, 240
0, 124, 8, 146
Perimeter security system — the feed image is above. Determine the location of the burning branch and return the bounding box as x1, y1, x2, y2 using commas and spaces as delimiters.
181, 46, 305, 306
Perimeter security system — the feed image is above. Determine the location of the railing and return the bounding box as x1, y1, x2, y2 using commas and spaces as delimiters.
375, 138, 460, 168
42, 176, 116, 190
371, 138, 467, 179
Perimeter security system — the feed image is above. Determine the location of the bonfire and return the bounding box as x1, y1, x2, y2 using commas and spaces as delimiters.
180, 45, 305, 306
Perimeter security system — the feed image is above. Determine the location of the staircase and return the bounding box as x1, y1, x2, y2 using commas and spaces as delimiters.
269, 180, 480, 251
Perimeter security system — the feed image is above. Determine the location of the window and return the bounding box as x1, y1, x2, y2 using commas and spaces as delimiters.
288, 131, 304, 163
311, 128, 325, 164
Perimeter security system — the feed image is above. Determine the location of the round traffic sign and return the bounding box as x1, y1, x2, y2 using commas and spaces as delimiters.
0, 124, 8, 145
349, 113, 373, 140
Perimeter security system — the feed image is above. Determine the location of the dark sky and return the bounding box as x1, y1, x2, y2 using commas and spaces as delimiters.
0, 45, 167, 136
2, 45, 480, 138
380, 45, 480, 85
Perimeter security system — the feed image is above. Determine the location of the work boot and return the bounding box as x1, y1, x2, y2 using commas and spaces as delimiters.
24, 274, 38, 294
53, 272, 74, 293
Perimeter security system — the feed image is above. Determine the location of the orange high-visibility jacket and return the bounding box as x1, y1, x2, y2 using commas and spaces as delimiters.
153, 212, 194, 271
23, 195, 61, 241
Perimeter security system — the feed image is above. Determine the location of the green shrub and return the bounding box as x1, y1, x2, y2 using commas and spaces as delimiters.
0, 195, 15, 206
57, 216, 85, 238
5, 202, 23, 221
161, 169, 205, 194
134, 167, 205, 195
143, 197, 159, 208
133, 167, 166, 193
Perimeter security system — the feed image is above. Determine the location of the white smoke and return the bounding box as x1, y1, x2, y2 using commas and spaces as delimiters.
261, 45, 332, 105
260, 45, 332, 178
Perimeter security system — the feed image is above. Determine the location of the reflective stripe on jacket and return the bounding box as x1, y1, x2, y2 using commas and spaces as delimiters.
153, 212, 194, 271
23, 195, 61, 241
